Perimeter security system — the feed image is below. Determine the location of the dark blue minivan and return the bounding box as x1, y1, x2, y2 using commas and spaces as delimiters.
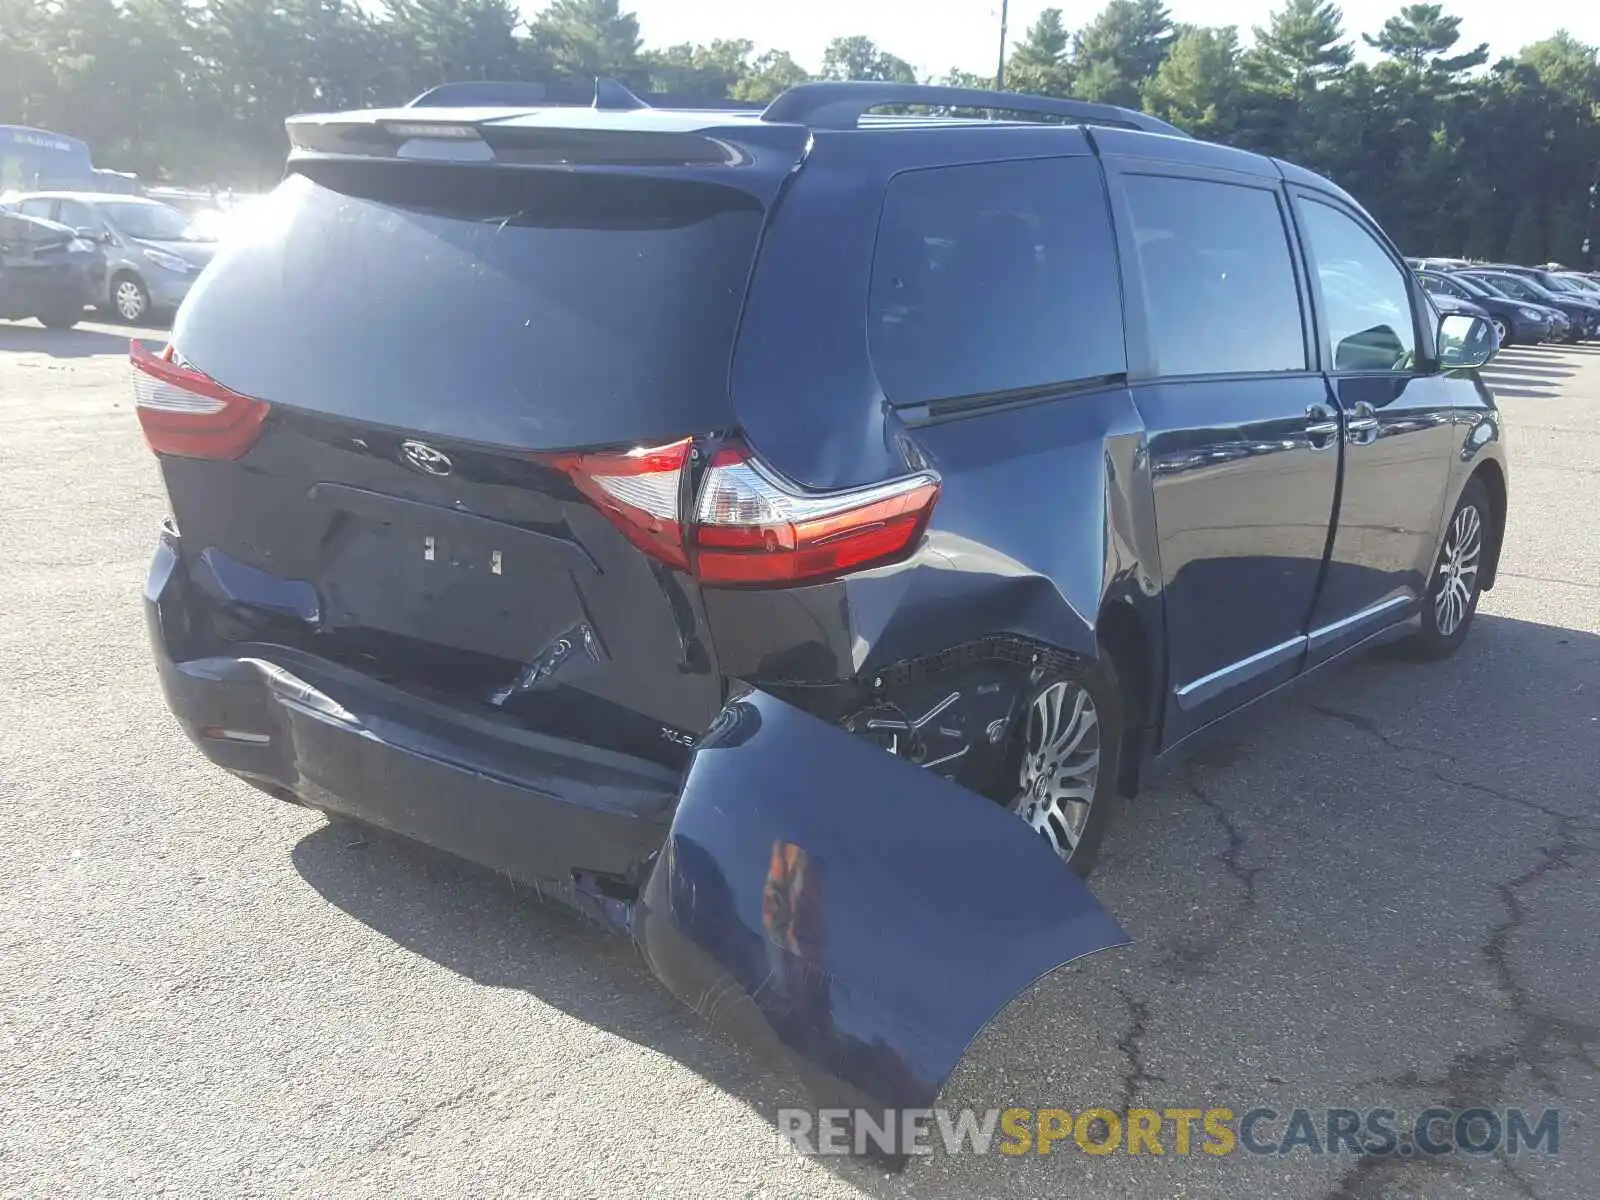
134, 80, 1509, 1152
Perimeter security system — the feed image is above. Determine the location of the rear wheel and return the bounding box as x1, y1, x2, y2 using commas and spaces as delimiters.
1406, 478, 1489, 660
110, 273, 150, 323
1008, 657, 1123, 878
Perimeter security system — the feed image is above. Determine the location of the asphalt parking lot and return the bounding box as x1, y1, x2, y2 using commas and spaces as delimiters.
2, 319, 1596, 1199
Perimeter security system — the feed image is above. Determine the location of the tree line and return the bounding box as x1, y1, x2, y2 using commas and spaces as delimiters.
3, 0, 1598, 263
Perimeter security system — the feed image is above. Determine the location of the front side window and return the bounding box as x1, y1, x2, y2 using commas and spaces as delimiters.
868, 157, 1126, 405
17, 198, 54, 220
1298, 199, 1417, 373
1121, 174, 1308, 377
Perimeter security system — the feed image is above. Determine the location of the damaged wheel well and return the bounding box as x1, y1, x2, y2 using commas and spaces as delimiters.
764, 630, 1157, 808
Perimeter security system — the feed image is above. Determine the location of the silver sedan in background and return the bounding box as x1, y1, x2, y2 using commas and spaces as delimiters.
8, 191, 216, 322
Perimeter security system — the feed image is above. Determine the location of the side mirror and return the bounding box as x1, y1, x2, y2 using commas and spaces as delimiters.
1438, 313, 1498, 371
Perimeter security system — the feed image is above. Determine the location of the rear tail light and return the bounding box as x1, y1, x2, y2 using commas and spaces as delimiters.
130, 341, 270, 460
543, 437, 693, 570
692, 444, 939, 585
544, 436, 939, 587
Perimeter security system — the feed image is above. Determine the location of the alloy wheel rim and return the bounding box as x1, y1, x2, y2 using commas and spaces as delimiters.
1492, 318, 1507, 343
1434, 503, 1482, 637
1011, 680, 1101, 863
116, 281, 144, 320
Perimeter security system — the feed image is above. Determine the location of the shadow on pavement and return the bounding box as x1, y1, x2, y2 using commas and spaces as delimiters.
0, 319, 149, 358
290, 612, 1599, 1193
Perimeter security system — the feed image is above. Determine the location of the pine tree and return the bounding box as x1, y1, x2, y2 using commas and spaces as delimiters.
1362, 4, 1487, 74
1006, 9, 1073, 96
1073, 0, 1175, 108
1245, 0, 1353, 101
1143, 25, 1242, 140
527, 0, 642, 84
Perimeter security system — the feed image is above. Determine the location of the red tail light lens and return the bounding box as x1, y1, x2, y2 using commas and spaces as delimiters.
692, 443, 940, 586
545, 436, 940, 586
130, 341, 270, 460
543, 437, 692, 570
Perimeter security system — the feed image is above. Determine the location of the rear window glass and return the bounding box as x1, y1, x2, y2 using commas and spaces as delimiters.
868, 157, 1125, 405
173, 168, 763, 452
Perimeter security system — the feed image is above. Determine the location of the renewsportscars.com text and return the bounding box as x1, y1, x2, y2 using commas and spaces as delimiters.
776, 1105, 1561, 1159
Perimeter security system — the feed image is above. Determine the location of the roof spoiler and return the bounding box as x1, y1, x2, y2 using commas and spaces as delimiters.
759, 81, 1188, 137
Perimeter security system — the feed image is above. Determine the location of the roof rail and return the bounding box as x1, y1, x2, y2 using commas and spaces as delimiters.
760, 81, 1187, 137
408, 77, 650, 111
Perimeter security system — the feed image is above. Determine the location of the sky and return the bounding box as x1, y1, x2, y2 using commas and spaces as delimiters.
605, 0, 1600, 79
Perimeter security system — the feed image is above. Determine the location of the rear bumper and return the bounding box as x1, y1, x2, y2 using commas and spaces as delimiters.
145, 530, 1129, 1162
146, 535, 678, 899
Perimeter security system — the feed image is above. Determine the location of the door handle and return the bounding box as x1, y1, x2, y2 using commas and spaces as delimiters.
1305, 405, 1339, 447
1346, 402, 1379, 444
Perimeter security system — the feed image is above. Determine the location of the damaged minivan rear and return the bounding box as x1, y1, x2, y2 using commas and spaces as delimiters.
139, 81, 1221, 1154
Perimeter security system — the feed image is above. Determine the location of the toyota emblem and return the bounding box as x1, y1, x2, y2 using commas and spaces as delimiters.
399, 440, 452, 477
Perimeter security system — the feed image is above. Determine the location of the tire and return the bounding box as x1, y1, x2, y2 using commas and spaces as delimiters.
109, 272, 150, 324
38, 307, 81, 330
1490, 317, 1509, 347
1006, 651, 1124, 878
1406, 477, 1490, 660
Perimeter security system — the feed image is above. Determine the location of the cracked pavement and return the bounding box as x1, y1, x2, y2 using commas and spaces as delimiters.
2, 324, 1596, 1198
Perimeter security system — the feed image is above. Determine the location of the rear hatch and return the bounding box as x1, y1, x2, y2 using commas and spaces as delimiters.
151, 117, 798, 766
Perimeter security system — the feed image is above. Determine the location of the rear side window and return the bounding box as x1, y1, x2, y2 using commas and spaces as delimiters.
868, 157, 1125, 405
1121, 175, 1308, 377
1297, 199, 1417, 373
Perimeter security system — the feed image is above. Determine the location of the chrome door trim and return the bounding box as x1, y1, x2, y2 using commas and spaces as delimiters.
1306, 592, 1415, 653
1174, 635, 1307, 711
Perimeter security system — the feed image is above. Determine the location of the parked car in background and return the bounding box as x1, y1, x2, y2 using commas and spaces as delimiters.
1480, 265, 1600, 337
1414, 270, 1548, 345
8, 192, 216, 323
1496, 264, 1592, 295
1553, 271, 1600, 297
1417, 269, 1553, 346
0, 208, 106, 329
1460, 269, 1597, 341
